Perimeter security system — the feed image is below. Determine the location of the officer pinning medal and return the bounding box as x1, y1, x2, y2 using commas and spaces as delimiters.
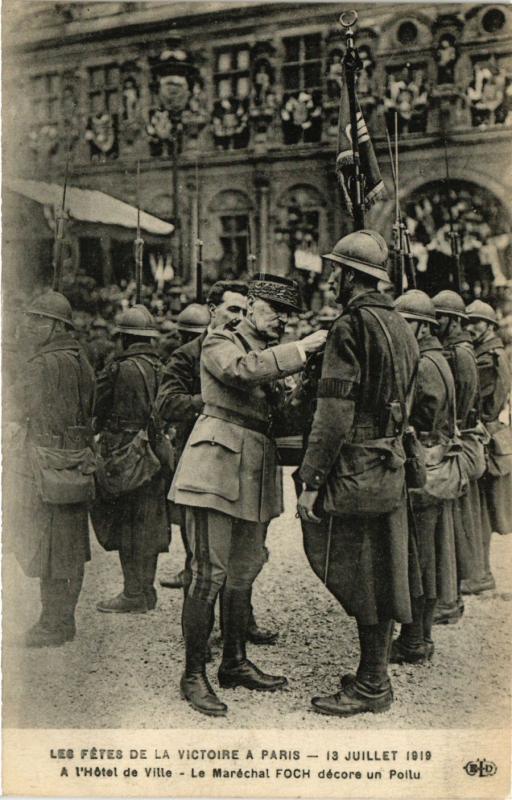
3, 3, 511, 735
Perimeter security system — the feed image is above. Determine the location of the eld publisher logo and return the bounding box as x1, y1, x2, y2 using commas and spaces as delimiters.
464, 759, 497, 777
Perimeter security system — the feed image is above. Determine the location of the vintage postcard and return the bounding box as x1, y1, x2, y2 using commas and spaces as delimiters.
2, 0, 511, 797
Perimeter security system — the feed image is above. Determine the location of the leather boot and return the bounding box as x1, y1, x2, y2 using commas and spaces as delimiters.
180, 595, 227, 717
313, 621, 393, 716
391, 596, 431, 664
26, 578, 76, 647
218, 588, 287, 691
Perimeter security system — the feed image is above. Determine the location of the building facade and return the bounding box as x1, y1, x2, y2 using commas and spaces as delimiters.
3, 1, 512, 298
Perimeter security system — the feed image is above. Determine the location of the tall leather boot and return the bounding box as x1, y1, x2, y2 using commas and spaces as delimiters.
247, 587, 279, 645
180, 595, 227, 717
312, 620, 394, 716
391, 595, 432, 664
218, 588, 287, 691
423, 598, 436, 659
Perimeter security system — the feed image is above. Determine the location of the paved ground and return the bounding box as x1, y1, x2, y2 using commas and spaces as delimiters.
3, 471, 511, 729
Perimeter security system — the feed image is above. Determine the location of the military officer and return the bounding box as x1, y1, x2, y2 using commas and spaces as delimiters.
297, 230, 419, 716
5, 291, 96, 646
92, 305, 170, 613
170, 274, 327, 717
392, 291, 457, 663
466, 300, 512, 587
432, 290, 484, 617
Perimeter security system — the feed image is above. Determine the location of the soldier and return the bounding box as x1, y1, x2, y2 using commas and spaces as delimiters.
466, 300, 512, 587
92, 305, 170, 614
392, 290, 457, 663
157, 302, 212, 591
170, 274, 327, 717
297, 230, 419, 716
432, 290, 483, 618
5, 291, 96, 647
85, 317, 116, 373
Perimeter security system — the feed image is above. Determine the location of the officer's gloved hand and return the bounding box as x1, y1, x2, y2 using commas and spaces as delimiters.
300, 329, 328, 353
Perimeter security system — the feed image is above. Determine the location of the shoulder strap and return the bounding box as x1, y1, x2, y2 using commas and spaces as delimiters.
423, 353, 456, 438
234, 331, 253, 354
127, 357, 161, 431
361, 307, 418, 429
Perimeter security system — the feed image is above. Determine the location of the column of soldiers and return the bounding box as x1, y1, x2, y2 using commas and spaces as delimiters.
4, 227, 511, 719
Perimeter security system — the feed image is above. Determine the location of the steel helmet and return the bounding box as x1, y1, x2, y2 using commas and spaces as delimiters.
25, 290, 75, 328
432, 290, 467, 320
466, 300, 498, 326
395, 290, 438, 325
116, 304, 159, 337
176, 303, 211, 334
323, 229, 389, 281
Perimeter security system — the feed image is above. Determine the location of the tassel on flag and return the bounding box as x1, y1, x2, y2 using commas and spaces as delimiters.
336, 77, 386, 215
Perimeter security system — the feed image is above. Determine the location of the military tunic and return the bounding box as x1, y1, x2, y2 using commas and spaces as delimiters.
5, 335, 95, 579
300, 291, 420, 626
477, 335, 512, 541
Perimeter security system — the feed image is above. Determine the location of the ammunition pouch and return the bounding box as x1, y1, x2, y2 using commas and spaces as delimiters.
486, 420, 512, 478
95, 429, 161, 497
30, 444, 97, 505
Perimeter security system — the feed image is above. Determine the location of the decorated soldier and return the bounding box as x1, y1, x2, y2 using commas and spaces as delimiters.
297, 230, 419, 717
5, 291, 96, 647
392, 290, 458, 663
92, 305, 170, 614
432, 290, 485, 617
466, 300, 512, 587
170, 274, 327, 717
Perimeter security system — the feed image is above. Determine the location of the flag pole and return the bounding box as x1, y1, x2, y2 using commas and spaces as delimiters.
340, 10, 365, 231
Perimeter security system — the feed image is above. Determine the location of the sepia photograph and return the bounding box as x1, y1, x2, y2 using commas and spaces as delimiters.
1, 0, 511, 796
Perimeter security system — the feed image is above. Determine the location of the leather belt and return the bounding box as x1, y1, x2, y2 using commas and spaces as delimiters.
202, 405, 270, 436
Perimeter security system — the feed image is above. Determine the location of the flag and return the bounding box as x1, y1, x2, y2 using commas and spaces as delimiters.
336, 76, 386, 215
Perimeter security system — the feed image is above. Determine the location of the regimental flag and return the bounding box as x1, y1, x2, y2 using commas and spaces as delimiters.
336, 76, 386, 215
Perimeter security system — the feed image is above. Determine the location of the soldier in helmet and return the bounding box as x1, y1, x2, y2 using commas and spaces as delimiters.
92, 305, 170, 613
170, 275, 327, 717
5, 291, 96, 646
392, 291, 457, 663
85, 317, 116, 373
297, 230, 419, 716
466, 300, 512, 586
432, 290, 485, 616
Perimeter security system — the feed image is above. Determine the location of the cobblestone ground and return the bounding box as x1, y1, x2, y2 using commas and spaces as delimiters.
3, 470, 511, 729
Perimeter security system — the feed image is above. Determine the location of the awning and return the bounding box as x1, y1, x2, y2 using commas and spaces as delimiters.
5, 178, 174, 236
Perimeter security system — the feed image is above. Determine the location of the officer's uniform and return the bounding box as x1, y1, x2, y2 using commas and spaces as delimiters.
170, 275, 305, 717
391, 291, 457, 663
468, 301, 512, 587
92, 308, 170, 613
299, 231, 419, 717
5, 292, 95, 646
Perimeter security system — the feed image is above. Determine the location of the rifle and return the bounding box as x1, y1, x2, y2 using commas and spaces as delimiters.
340, 10, 365, 231
196, 239, 203, 304
134, 160, 144, 304
385, 115, 416, 295
52, 142, 72, 292
443, 138, 462, 293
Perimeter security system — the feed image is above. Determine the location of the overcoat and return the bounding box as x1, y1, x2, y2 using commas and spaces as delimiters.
477, 334, 512, 536
90, 343, 169, 554
443, 330, 483, 582
408, 335, 457, 603
156, 332, 205, 460
5, 335, 95, 578
299, 291, 420, 625
170, 317, 305, 523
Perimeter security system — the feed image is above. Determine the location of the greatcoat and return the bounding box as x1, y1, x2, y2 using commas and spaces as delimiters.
5, 334, 95, 578
477, 334, 512, 537
299, 291, 420, 625
90, 343, 170, 555
170, 316, 305, 523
